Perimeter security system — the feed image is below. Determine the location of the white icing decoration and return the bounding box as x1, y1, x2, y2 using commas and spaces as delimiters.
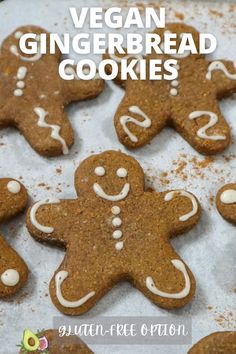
93, 182, 130, 201
14, 31, 23, 39
164, 190, 198, 221
112, 217, 122, 227
116, 168, 127, 178
30, 198, 59, 233
220, 189, 236, 204
170, 88, 178, 96
16, 81, 25, 88
7, 181, 21, 194
206, 61, 236, 80
112, 230, 122, 239
189, 111, 226, 141
111, 206, 120, 215
34, 107, 69, 154
146, 259, 190, 299
55, 271, 95, 308
115, 241, 124, 251
120, 106, 151, 143
110, 53, 143, 73
14, 66, 28, 97
10, 35, 42, 62
95, 166, 105, 176
171, 80, 178, 87
1, 269, 20, 286
14, 89, 23, 96
17, 66, 27, 80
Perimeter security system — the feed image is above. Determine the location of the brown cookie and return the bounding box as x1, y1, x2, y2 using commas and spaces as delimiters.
19, 329, 93, 354
104, 23, 236, 155
26, 150, 200, 315
0, 178, 28, 297
188, 331, 236, 353
216, 183, 236, 225
0, 26, 104, 157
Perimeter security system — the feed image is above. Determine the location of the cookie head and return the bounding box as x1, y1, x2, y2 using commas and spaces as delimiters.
153, 22, 202, 60
2, 25, 60, 61
75, 151, 144, 200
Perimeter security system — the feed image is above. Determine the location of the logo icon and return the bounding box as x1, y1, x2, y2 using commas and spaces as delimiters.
17, 329, 49, 353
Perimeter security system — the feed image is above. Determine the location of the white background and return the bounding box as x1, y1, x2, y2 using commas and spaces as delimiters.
0, 0, 235, 353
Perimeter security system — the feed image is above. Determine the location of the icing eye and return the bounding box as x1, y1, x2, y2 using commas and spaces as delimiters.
95, 166, 105, 176
116, 168, 127, 178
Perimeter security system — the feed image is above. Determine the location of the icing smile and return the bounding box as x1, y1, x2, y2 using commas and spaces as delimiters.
93, 182, 130, 201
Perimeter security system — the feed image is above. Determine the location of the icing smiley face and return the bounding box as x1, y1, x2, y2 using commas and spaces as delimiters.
27, 151, 201, 316
93, 166, 130, 201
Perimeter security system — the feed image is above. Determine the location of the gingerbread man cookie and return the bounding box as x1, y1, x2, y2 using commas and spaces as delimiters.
26, 150, 201, 315
0, 26, 104, 156
0, 178, 28, 297
104, 23, 236, 155
19, 329, 93, 354
216, 183, 236, 225
188, 331, 236, 354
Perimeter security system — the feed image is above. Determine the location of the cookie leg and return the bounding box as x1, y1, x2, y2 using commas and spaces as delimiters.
16, 105, 74, 157
171, 102, 230, 154
114, 91, 168, 148
130, 245, 195, 309
50, 256, 121, 315
0, 235, 28, 298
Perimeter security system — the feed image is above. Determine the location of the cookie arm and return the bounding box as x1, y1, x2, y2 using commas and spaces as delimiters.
206, 60, 236, 97
216, 183, 236, 225
0, 234, 28, 298
26, 199, 76, 247
0, 178, 28, 222
61, 66, 104, 103
161, 190, 201, 236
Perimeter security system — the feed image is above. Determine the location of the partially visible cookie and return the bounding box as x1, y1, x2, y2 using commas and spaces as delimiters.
26, 150, 201, 315
216, 183, 236, 225
0, 178, 28, 297
19, 329, 93, 354
188, 331, 236, 353
0, 26, 104, 156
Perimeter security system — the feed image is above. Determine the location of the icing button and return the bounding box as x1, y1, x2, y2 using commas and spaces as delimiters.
112, 230, 122, 239
112, 217, 122, 227
111, 206, 121, 215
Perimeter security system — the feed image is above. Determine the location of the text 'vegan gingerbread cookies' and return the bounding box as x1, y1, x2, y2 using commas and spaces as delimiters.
0, 178, 28, 297
216, 183, 236, 225
19, 329, 93, 354
104, 23, 236, 155
26, 150, 201, 315
0, 26, 104, 157
188, 331, 236, 354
